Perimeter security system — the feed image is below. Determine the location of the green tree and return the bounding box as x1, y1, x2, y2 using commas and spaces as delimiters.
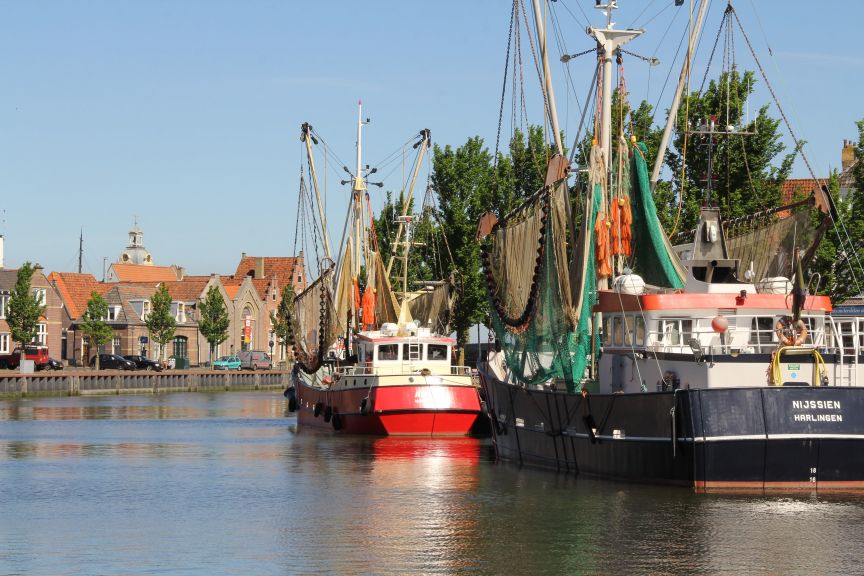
80, 291, 113, 369
270, 284, 294, 361
431, 137, 496, 356
663, 69, 794, 234
825, 117, 864, 302
146, 284, 176, 362
198, 285, 230, 364
375, 190, 449, 295
6, 262, 45, 346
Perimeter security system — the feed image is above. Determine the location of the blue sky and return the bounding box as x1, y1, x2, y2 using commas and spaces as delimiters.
2, 0, 862, 277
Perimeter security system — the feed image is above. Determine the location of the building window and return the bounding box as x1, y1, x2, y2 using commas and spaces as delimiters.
0, 333, 9, 354
36, 323, 47, 345
33, 288, 47, 306
0, 294, 8, 319
173, 336, 188, 359
112, 337, 121, 354
176, 302, 186, 323
142, 300, 151, 321
107, 306, 120, 321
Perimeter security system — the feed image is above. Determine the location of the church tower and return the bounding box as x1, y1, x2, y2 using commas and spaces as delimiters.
119, 220, 153, 266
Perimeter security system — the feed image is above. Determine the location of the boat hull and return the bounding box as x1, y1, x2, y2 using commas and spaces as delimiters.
480, 368, 864, 491
295, 380, 484, 436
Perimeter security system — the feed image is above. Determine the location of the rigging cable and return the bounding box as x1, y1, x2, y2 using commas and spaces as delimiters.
730, 7, 864, 295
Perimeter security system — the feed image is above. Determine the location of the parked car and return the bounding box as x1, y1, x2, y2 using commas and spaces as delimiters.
89, 353, 136, 370
123, 355, 163, 371
45, 357, 64, 371
238, 350, 272, 370
213, 355, 241, 370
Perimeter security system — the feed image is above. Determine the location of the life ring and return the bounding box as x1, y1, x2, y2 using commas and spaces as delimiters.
775, 318, 808, 346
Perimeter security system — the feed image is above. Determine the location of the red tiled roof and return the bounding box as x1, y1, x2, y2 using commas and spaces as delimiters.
780, 179, 820, 203
111, 263, 179, 282
47, 272, 109, 320
233, 256, 301, 288
160, 279, 209, 302
224, 284, 240, 299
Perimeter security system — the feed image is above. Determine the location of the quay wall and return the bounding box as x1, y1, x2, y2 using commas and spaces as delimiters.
0, 371, 291, 399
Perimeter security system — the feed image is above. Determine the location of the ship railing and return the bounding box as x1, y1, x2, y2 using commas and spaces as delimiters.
336, 364, 376, 376
630, 313, 830, 356
826, 315, 861, 386
451, 365, 473, 375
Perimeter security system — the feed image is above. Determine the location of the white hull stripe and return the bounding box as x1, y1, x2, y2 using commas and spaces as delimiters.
558, 431, 864, 442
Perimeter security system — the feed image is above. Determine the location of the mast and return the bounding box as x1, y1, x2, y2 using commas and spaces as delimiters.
588, 1, 643, 173
301, 123, 332, 261
650, 0, 711, 189
352, 101, 368, 279
386, 129, 431, 278
78, 229, 83, 274
531, 0, 564, 156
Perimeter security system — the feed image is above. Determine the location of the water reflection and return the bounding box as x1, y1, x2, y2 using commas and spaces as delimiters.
1, 393, 863, 575
0, 393, 287, 421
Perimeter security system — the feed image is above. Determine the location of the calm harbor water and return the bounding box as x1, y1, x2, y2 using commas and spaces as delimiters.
1, 392, 863, 575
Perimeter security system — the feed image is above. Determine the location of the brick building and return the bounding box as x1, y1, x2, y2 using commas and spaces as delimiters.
0, 265, 64, 358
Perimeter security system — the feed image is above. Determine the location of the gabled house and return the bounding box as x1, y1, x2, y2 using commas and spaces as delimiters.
0, 265, 64, 358
223, 275, 268, 357
230, 254, 306, 365
47, 271, 109, 361
63, 281, 205, 366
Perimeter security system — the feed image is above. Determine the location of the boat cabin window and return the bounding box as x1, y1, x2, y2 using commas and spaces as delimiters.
749, 317, 776, 348
634, 316, 645, 346
659, 318, 692, 346
612, 316, 623, 346
428, 344, 448, 361
604, 314, 645, 347
377, 344, 398, 361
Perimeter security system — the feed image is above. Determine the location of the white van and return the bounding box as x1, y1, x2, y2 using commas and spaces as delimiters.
238, 350, 272, 370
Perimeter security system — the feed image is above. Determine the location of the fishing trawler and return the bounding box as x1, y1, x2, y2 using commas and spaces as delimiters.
478, 0, 864, 490
285, 105, 483, 436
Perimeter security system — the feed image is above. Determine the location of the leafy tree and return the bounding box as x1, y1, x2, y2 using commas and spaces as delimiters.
80, 291, 113, 369
269, 284, 294, 361
431, 137, 496, 356
6, 262, 45, 346
146, 284, 176, 361
825, 118, 864, 302
375, 190, 449, 296
663, 69, 794, 234
198, 286, 230, 364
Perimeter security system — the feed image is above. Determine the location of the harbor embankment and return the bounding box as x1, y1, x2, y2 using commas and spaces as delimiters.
0, 370, 290, 399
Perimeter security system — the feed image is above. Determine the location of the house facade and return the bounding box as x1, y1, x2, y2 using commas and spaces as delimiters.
0, 266, 64, 357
